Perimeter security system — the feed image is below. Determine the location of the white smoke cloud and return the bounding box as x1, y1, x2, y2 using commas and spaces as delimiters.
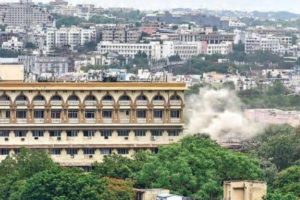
185, 88, 262, 141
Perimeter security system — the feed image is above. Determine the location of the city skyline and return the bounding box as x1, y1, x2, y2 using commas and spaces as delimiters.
2, 0, 300, 14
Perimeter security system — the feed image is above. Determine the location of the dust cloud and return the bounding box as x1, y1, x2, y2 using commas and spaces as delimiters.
184, 88, 262, 141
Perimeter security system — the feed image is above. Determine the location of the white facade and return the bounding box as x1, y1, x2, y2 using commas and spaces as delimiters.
174, 42, 207, 60
207, 42, 233, 55
1, 36, 23, 51
97, 41, 175, 61
46, 27, 96, 52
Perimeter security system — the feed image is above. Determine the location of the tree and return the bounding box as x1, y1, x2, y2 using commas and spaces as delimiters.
0, 48, 23, 58
273, 166, 300, 198
24, 42, 37, 50
0, 148, 58, 200
137, 135, 262, 199
264, 191, 297, 200
248, 125, 300, 170
55, 15, 86, 28
105, 178, 135, 200
18, 169, 109, 200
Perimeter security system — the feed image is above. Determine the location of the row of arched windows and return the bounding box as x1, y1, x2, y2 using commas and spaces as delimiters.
0, 93, 182, 104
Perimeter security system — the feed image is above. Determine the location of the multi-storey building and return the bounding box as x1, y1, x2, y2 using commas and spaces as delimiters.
1, 36, 23, 51
0, 82, 186, 167
99, 25, 141, 43
46, 27, 96, 52
207, 41, 233, 55
0, 0, 53, 27
97, 41, 175, 61
174, 42, 207, 60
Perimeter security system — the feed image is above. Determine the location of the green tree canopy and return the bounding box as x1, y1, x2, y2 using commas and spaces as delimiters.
137, 135, 263, 199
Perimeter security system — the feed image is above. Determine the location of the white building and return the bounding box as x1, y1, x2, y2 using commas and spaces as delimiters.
245, 33, 292, 54
0, 1, 53, 27
207, 41, 233, 55
174, 42, 207, 60
46, 26, 96, 52
1, 36, 23, 51
97, 41, 175, 61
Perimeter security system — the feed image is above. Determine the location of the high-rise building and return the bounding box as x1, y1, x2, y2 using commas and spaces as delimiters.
0, 82, 186, 167
0, 0, 53, 27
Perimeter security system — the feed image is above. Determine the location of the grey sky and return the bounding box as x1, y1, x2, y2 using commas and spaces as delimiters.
2, 0, 300, 13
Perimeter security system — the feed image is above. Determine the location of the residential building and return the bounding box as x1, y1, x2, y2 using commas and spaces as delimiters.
207, 41, 233, 55
1, 36, 23, 51
46, 26, 96, 52
99, 25, 141, 43
0, 1, 53, 27
0, 82, 186, 166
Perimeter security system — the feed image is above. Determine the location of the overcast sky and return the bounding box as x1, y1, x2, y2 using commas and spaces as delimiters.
2, 0, 300, 13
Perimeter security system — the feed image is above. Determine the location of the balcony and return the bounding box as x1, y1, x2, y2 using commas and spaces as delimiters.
119, 101, 131, 106
170, 118, 181, 123
34, 118, 45, 124
16, 119, 27, 124
0, 101, 10, 106
33, 100, 46, 106
103, 118, 113, 123
152, 100, 164, 106
0, 118, 9, 123
50, 100, 62, 106
120, 118, 130, 124
69, 118, 79, 124
85, 118, 96, 124
136, 118, 146, 124
51, 119, 61, 124
68, 100, 80, 106
15, 100, 28, 106
102, 101, 114, 106
85, 100, 97, 106
153, 118, 163, 123
136, 100, 148, 106
169, 100, 181, 106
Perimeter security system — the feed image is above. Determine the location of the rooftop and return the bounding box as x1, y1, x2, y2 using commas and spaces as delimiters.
0, 81, 187, 91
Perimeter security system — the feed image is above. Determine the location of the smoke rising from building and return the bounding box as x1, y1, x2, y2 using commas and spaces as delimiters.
185, 88, 262, 141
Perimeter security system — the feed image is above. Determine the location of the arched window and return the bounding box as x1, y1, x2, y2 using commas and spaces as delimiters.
136, 95, 147, 101
170, 95, 181, 101
68, 95, 79, 102
50, 95, 62, 101
119, 95, 131, 101
102, 95, 114, 101
15, 94, 28, 101
33, 95, 45, 101
85, 95, 97, 101
153, 95, 164, 101
0, 94, 10, 101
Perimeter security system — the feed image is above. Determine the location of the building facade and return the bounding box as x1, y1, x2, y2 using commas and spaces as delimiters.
0, 1, 53, 27
0, 82, 186, 167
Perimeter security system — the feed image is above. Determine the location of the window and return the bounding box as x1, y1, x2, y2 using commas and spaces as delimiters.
32, 130, 44, 137
100, 148, 111, 155
51, 110, 61, 119
16, 110, 27, 118
83, 130, 95, 137
83, 148, 95, 155
151, 130, 163, 136
135, 130, 146, 137
67, 148, 78, 155
67, 130, 78, 137
34, 110, 44, 119
85, 110, 95, 119
153, 110, 163, 118
0, 149, 9, 155
136, 110, 146, 118
49, 130, 61, 137
5, 110, 10, 118
0, 130, 9, 137
15, 131, 26, 137
170, 110, 181, 118
102, 110, 112, 118
118, 130, 129, 137
117, 148, 129, 155
168, 130, 180, 136
50, 149, 61, 155
68, 110, 78, 118
101, 130, 112, 137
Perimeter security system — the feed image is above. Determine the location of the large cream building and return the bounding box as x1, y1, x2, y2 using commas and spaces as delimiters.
0, 82, 186, 167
